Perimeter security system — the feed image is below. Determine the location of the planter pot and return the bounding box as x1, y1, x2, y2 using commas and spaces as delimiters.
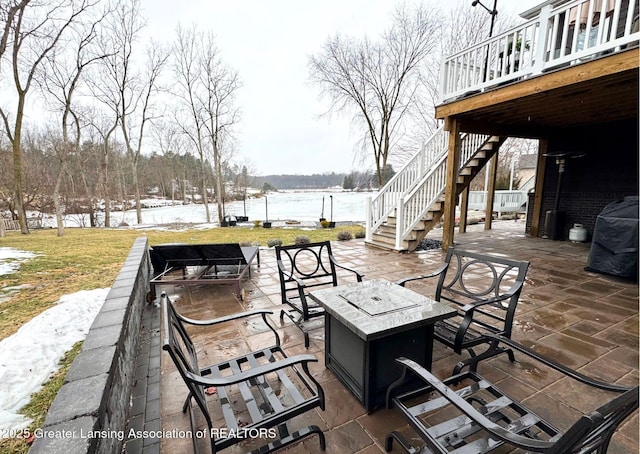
328, 222, 336, 228
228, 221, 237, 227
221, 221, 229, 227
263, 222, 272, 229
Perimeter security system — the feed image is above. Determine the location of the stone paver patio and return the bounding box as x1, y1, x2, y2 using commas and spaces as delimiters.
155, 220, 638, 453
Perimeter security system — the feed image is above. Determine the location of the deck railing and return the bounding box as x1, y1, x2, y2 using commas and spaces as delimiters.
440, 0, 639, 103
467, 190, 529, 215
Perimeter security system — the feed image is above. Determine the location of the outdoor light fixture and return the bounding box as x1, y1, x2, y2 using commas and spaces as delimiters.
472, 0, 498, 82
472, 0, 498, 38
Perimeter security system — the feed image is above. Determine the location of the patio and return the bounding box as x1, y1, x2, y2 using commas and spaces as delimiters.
155, 220, 639, 453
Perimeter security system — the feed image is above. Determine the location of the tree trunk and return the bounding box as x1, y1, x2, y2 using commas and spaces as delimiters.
200, 160, 211, 223
12, 97, 28, 234
53, 163, 65, 236
214, 145, 224, 225
131, 159, 142, 224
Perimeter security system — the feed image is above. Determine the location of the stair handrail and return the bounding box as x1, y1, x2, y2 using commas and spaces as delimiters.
394, 134, 492, 249
366, 126, 447, 240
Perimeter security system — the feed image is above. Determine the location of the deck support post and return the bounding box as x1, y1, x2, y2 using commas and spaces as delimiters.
459, 187, 469, 233
530, 139, 548, 237
484, 151, 498, 230
442, 117, 461, 250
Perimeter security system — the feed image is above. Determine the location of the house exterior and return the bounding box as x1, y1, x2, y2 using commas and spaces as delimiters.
365, 0, 638, 252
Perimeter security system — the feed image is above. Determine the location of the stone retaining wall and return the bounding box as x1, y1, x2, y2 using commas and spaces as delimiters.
29, 237, 151, 454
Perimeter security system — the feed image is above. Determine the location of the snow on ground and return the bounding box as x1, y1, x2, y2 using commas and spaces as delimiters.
0, 247, 109, 433
0, 248, 38, 277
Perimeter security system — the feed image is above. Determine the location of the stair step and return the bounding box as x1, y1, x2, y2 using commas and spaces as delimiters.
365, 239, 410, 252
384, 217, 429, 231
366, 133, 506, 253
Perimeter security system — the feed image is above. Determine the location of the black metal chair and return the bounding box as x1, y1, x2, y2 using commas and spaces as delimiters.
161, 293, 326, 453
397, 246, 529, 374
386, 335, 639, 454
276, 241, 364, 348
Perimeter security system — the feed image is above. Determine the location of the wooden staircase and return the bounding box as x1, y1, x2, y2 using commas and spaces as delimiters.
366, 135, 505, 252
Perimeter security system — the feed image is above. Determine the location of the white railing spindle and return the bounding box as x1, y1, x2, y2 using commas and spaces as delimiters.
440, 0, 639, 102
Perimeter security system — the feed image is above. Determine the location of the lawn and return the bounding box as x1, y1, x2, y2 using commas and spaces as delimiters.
0, 224, 364, 453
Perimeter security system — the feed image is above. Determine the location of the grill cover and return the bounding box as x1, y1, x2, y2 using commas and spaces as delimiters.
586, 197, 639, 279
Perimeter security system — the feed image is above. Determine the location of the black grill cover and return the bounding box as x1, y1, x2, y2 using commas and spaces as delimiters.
586, 196, 639, 279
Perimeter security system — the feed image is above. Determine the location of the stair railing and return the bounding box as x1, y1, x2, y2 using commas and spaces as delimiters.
393, 134, 492, 250
366, 126, 447, 241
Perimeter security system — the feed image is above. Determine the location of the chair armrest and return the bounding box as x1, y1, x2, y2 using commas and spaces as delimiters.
452, 281, 524, 351
162, 292, 281, 345
484, 336, 633, 392
187, 354, 319, 388
329, 254, 364, 282
395, 263, 448, 287
173, 307, 274, 327
393, 357, 555, 451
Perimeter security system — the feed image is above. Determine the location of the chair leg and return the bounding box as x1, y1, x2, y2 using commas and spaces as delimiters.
385, 431, 418, 453
182, 393, 192, 413
452, 343, 516, 375
280, 308, 312, 348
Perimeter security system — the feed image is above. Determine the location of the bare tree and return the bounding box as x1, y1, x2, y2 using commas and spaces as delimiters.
172, 25, 241, 225
84, 109, 118, 227
39, 2, 112, 235
309, 3, 442, 186
0, 0, 95, 234
150, 120, 189, 203
0, 1, 26, 236
98, 0, 168, 225
200, 38, 241, 225
172, 25, 212, 222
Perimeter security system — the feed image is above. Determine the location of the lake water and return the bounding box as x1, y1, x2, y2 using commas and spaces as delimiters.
47, 190, 376, 228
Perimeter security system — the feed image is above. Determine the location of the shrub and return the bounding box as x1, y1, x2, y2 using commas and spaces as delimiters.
253, 220, 262, 227
267, 238, 283, 248
294, 235, 311, 245
354, 229, 366, 239
337, 230, 353, 241
320, 220, 330, 228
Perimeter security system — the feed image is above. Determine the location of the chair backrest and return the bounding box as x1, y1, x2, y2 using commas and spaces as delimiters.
151, 243, 248, 272
275, 241, 338, 302
161, 294, 211, 428
150, 244, 204, 272
551, 386, 639, 453
436, 246, 530, 337
196, 243, 249, 266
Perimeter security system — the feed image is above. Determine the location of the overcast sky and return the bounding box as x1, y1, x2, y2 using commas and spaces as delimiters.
141, 0, 543, 176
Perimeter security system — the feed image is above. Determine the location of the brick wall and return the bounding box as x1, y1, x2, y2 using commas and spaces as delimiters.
29, 237, 151, 454
527, 119, 638, 240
